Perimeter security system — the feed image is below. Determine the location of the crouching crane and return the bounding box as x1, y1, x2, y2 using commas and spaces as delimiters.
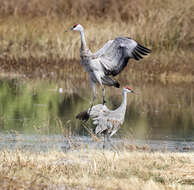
76, 86, 135, 148
67, 24, 150, 105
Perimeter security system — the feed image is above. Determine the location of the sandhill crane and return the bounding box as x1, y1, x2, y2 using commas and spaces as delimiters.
76, 86, 134, 148
68, 24, 150, 105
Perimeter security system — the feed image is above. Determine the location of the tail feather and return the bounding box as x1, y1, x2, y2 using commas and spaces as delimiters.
76, 110, 89, 121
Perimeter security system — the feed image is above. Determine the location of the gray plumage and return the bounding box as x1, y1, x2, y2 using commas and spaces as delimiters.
70, 24, 150, 104
76, 86, 134, 148
93, 37, 151, 77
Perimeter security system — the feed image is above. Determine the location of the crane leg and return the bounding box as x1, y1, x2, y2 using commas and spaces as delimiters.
103, 134, 118, 151
107, 136, 118, 151
103, 133, 107, 149
88, 82, 96, 114
88, 95, 96, 115
103, 134, 111, 149
102, 86, 106, 105
91, 80, 96, 104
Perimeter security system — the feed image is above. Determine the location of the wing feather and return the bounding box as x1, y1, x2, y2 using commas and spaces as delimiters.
93, 40, 114, 58
88, 104, 123, 135
95, 37, 151, 76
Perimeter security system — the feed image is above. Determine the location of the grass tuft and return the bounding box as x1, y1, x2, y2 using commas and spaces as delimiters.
0, 0, 193, 81
0, 149, 194, 189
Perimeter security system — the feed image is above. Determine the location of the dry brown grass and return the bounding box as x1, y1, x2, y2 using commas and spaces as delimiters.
0, 0, 193, 81
0, 149, 194, 190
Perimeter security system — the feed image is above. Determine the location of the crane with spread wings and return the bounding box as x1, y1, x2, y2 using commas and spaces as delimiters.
67, 24, 150, 105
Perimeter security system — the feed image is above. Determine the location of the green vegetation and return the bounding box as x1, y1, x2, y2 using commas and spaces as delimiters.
0, 79, 194, 139
0, 79, 89, 134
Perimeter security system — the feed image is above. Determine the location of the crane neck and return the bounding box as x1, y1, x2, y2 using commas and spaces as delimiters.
119, 90, 128, 112
80, 29, 87, 50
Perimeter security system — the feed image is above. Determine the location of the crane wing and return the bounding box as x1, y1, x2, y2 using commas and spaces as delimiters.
88, 104, 110, 122
88, 104, 122, 135
95, 37, 151, 76
93, 40, 114, 58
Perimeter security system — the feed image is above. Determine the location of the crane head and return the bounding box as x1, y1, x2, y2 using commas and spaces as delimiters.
65, 24, 83, 32
71, 24, 83, 31
124, 86, 135, 93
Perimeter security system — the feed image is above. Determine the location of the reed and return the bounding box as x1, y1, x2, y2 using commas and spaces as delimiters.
0, 149, 194, 189
0, 0, 193, 81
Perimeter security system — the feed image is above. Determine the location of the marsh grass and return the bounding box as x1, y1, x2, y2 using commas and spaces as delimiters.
0, 0, 193, 81
0, 149, 194, 190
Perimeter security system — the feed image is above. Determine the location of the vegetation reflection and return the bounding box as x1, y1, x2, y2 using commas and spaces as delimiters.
0, 79, 194, 140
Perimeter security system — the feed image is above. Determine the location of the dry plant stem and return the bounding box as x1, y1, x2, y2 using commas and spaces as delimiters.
0, 150, 194, 190
0, 0, 193, 81
81, 122, 99, 142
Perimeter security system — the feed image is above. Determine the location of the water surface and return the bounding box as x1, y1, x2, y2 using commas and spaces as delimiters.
0, 77, 194, 141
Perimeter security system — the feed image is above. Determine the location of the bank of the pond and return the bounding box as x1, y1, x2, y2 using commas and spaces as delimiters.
0, 149, 194, 190
0, 49, 194, 83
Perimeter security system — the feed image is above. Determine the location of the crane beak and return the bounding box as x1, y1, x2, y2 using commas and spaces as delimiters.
65, 28, 72, 32
130, 90, 135, 94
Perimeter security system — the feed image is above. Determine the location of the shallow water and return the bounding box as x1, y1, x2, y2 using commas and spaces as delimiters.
0, 133, 194, 152
0, 77, 194, 144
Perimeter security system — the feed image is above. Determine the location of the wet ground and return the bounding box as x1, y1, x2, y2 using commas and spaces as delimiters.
1, 133, 194, 152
